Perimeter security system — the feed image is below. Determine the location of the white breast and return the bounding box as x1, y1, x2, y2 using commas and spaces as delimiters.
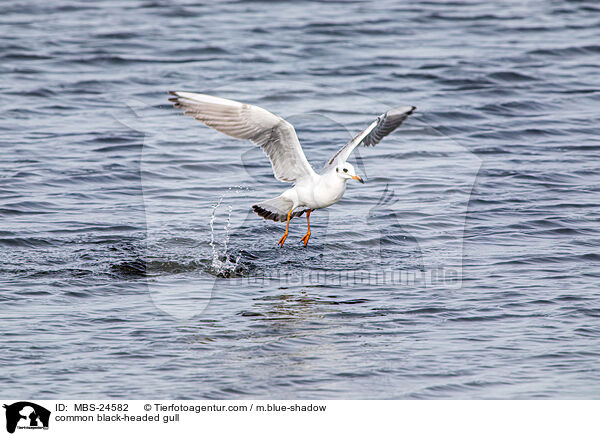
309, 172, 346, 209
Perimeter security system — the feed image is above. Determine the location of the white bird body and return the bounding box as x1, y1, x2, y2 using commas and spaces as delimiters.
283, 169, 345, 210
309, 171, 346, 209
168, 91, 415, 247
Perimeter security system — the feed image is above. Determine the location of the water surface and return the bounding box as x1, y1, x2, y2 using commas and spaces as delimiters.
1, 0, 600, 398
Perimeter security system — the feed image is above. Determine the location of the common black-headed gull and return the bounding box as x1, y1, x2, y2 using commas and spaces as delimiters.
168, 91, 415, 247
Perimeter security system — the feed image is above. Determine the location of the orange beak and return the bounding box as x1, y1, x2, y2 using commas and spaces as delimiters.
351, 175, 365, 184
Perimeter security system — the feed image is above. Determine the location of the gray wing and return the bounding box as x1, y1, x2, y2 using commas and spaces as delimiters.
169, 91, 316, 183
327, 105, 416, 167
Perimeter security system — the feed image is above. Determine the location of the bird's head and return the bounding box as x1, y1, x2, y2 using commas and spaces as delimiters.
335, 162, 364, 183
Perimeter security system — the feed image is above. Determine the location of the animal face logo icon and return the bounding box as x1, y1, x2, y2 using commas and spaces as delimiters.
3, 402, 50, 434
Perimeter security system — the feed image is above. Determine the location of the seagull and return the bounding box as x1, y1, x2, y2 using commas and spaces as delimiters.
168, 91, 415, 247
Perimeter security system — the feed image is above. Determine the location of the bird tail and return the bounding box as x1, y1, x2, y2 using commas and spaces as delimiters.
252, 195, 306, 222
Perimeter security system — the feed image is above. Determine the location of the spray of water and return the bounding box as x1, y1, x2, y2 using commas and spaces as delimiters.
208, 192, 243, 277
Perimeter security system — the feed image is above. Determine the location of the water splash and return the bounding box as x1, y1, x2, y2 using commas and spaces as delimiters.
208, 194, 243, 277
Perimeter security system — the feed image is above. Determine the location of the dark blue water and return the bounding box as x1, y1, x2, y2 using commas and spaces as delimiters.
1, 0, 599, 399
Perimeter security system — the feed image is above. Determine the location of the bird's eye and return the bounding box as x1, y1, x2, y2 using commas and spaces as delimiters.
343, 168, 348, 173
336, 168, 339, 172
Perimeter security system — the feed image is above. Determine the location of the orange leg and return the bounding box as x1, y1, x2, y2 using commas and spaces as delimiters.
278, 209, 293, 247
300, 209, 313, 247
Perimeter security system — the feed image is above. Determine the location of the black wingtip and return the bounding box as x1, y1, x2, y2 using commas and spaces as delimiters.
387, 105, 417, 118
168, 90, 178, 96
402, 105, 416, 115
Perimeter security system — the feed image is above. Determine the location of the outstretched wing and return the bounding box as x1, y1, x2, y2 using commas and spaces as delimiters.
327, 105, 416, 167
169, 91, 317, 183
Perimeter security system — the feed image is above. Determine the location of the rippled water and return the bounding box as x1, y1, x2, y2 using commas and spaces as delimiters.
2, 0, 600, 399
